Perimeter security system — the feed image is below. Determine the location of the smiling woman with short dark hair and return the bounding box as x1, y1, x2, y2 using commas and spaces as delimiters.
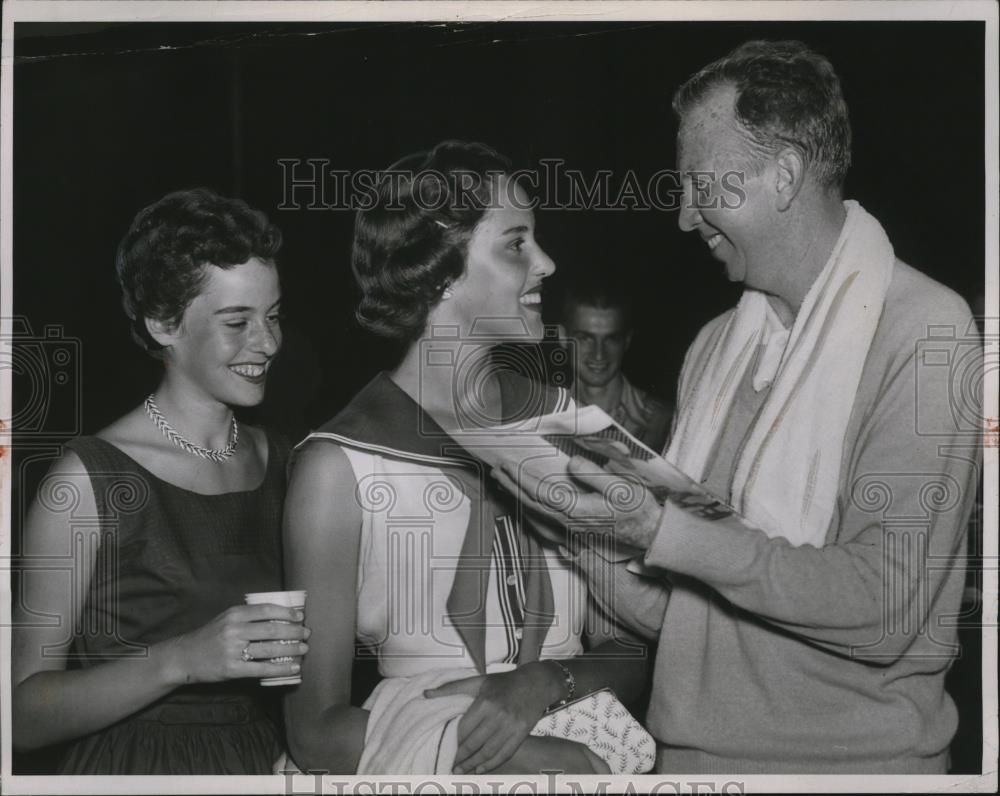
12, 188, 308, 774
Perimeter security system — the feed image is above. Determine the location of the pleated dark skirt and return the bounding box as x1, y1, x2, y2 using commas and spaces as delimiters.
57, 691, 284, 775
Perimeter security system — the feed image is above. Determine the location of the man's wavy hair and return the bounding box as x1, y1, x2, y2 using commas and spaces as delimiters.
673, 40, 852, 192
352, 140, 513, 342
116, 187, 282, 358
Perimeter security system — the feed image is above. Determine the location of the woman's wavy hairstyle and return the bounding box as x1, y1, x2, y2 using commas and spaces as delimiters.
115, 187, 282, 358
352, 140, 513, 342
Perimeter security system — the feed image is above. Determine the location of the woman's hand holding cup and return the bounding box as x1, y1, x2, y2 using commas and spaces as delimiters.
243, 590, 309, 686
162, 600, 308, 686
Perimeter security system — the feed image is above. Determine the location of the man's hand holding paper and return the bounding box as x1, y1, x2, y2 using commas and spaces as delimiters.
456, 402, 732, 557
492, 454, 662, 554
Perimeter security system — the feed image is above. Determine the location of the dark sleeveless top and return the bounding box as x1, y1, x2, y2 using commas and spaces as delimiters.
55, 430, 291, 775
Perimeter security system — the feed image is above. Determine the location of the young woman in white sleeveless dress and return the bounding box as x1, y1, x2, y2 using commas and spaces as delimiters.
283, 142, 648, 775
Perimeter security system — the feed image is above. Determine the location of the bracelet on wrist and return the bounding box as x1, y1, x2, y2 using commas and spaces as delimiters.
545, 659, 576, 713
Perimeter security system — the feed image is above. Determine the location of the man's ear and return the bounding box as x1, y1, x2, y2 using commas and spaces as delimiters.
774, 147, 805, 211
145, 316, 178, 350
625, 330, 634, 351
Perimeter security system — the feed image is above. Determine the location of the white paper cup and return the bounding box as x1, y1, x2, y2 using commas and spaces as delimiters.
244, 590, 307, 686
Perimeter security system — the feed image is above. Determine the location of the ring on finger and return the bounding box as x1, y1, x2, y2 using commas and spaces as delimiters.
241, 645, 253, 663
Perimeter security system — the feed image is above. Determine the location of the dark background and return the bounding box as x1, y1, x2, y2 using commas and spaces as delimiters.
9, 20, 986, 774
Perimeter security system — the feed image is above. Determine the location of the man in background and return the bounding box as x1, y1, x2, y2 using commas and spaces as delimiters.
562, 282, 672, 453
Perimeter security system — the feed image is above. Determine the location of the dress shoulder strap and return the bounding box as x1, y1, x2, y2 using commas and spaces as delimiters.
61, 436, 153, 528
261, 427, 293, 481
64, 435, 142, 476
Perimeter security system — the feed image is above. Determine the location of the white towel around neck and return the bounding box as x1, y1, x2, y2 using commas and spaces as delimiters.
665, 200, 895, 546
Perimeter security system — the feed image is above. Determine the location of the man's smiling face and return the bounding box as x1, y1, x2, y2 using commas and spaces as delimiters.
676, 83, 780, 292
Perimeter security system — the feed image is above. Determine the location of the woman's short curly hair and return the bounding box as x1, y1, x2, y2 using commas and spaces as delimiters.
115, 187, 282, 358
352, 140, 513, 342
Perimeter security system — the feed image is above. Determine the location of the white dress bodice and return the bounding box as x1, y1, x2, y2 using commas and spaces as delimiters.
340, 445, 587, 678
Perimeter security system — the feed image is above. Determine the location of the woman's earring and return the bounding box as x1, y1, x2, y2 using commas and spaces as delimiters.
441, 284, 454, 300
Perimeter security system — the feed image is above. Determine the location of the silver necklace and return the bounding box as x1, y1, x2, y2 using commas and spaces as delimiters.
144, 394, 238, 462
